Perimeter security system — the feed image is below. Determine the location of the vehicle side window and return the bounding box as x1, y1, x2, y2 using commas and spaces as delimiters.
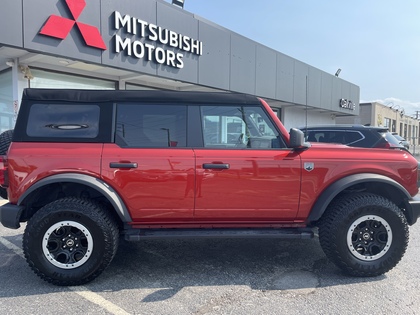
343, 131, 364, 145
27, 103, 100, 138
306, 131, 327, 142
306, 131, 346, 144
201, 105, 285, 149
326, 131, 345, 144
306, 132, 320, 142
116, 104, 187, 148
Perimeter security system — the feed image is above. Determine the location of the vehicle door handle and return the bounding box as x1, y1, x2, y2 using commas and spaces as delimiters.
202, 163, 230, 169
110, 162, 138, 169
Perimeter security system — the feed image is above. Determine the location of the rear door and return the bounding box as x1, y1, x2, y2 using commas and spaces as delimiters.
194, 105, 302, 222
101, 103, 195, 223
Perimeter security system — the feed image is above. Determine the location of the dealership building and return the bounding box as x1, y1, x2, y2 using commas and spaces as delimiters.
0, 0, 360, 133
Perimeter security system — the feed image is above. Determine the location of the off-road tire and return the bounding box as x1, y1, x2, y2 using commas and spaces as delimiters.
0, 129, 13, 155
318, 192, 408, 277
23, 197, 119, 286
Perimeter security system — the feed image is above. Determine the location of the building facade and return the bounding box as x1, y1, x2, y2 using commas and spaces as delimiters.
0, 0, 360, 133
336, 102, 420, 145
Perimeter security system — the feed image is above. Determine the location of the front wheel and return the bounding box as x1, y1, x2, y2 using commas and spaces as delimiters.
23, 197, 119, 285
318, 192, 408, 277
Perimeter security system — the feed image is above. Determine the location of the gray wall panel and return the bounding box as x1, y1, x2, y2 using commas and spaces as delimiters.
293, 61, 308, 105
276, 54, 294, 103
101, 0, 158, 76
230, 34, 256, 94
351, 84, 360, 108
341, 81, 351, 102
308, 66, 321, 108
0, 1, 23, 47
331, 78, 342, 112
4, 0, 359, 115
23, 0, 102, 63
338, 81, 359, 115
156, 2, 198, 82
198, 22, 230, 90
321, 72, 333, 110
255, 46, 276, 99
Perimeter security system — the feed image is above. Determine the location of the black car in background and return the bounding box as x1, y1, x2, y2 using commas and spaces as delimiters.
300, 125, 406, 150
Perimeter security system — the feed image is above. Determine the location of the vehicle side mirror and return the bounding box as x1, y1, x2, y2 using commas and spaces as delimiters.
289, 128, 310, 149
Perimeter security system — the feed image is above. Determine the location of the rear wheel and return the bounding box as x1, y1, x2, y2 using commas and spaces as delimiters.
318, 192, 408, 277
23, 197, 119, 285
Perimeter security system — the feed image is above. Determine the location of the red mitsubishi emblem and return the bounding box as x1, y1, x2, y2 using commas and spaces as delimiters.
40, 0, 106, 50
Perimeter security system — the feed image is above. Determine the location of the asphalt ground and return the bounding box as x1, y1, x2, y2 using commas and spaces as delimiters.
1, 197, 420, 315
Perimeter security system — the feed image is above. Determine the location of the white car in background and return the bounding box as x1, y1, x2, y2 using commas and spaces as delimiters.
392, 133, 410, 150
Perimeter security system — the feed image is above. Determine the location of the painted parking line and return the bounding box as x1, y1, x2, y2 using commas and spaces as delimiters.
0, 235, 131, 315
68, 286, 131, 315
0, 234, 24, 257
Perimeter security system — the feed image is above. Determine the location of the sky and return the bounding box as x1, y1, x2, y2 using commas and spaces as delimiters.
166, 0, 420, 116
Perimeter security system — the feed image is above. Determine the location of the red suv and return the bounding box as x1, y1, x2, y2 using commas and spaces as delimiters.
1, 89, 419, 285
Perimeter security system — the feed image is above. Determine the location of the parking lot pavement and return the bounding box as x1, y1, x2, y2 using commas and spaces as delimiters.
1, 196, 420, 314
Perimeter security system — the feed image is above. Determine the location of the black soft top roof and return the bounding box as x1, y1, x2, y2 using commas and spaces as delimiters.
22, 88, 260, 105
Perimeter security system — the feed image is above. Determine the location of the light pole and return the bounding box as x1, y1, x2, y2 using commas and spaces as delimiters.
161, 128, 171, 147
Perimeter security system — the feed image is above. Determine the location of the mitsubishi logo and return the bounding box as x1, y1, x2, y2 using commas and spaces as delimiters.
40, 0, 106, 50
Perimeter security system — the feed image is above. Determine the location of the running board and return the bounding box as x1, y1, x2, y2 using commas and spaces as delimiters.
124, 228, 314, 241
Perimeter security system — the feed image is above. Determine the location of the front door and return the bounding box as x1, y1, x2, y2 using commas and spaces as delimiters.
194, 105, 301, 222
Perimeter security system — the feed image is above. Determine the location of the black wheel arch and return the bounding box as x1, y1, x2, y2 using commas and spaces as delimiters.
308, 173, 414, 224
17, 173, 132, 224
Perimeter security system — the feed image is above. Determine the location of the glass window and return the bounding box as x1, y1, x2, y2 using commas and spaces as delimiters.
30, 69, 116, 90
27, 104, 100, 138
307, 131, 341, 144
116, 104, 187, 148
0, 69, 14, 132
324, 131, 346, 144
201, 105, 284, 149
343, 131, 364, 145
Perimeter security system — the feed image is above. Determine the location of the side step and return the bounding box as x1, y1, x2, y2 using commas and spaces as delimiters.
124, 228, 314, 241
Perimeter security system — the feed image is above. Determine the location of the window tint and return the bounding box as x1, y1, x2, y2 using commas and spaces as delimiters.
306, 130, 364, 145
343, 131, 364, 145
325, 131, 346, 144
116, 104, 187, 148
383, 132, 402, 146
27, 104, 100, 138
201, 105, 284, 149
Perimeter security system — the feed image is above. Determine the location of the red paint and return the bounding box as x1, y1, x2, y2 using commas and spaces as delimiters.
40, 0, 106, 50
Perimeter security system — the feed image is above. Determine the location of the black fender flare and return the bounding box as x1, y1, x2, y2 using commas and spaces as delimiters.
18, 173, 132, 223
307, 173, 412, 223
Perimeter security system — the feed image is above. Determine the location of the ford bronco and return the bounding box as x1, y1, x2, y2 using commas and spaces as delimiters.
1, 88, 419, 285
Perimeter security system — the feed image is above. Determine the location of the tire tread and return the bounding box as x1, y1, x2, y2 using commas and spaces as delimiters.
23, 197, 119, 286
318, 192, 408, 277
